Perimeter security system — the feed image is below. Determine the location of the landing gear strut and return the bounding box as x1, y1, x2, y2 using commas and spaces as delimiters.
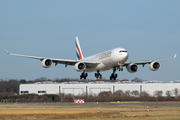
95, 70, 102, 79
118, 67, 123, 71
80, 71, 88, 79
110, 67, 118, 80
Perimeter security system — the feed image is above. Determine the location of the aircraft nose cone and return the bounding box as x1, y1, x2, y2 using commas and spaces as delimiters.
124, 52, 129, 61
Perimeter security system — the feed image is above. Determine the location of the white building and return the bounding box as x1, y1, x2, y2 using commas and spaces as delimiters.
19, 81, 180, 96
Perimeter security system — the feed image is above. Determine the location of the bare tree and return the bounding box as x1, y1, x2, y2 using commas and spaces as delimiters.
61, 93, 74, 102
34, 77, 47, 82
113, 90, 124, 96
0, 79, 19, 94
98, 91, 112, 97
173, 88, 180, 98
154, 90, 163, 98
165, 90, 172, 97
140, 91, 150, 97
131, 90, 140, 97
124, 90, 131, 97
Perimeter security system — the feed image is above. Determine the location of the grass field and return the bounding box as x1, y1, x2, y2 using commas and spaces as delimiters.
0, 103, 180, 120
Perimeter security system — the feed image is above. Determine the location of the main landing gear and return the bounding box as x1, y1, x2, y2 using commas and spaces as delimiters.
110, 66, 123, 80
95, 70, 102, 79
80, 71, 88, 79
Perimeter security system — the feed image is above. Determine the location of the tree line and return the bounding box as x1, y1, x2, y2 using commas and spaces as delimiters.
1, 89, 180, 103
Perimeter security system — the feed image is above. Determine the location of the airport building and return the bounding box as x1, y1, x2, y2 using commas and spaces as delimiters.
19, 81, 180, 97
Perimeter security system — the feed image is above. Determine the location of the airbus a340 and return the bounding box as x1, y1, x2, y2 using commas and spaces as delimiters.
4, 37, 176, 80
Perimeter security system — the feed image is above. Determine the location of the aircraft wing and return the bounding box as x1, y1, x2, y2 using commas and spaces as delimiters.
52, 58, 100, 67
4, 49, 100, 66
123, 54, 177, 66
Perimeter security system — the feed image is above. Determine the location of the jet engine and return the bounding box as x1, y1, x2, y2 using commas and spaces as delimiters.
149, 62, 160, 71
74, 62, 86, 72
41, 59, 53, 68
127, 64, 138, 73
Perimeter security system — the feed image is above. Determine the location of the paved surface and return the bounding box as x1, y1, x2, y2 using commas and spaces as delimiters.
2, 102, 180, 107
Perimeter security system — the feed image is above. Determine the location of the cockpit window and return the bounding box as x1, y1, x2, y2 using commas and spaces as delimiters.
119, 50, 127, 53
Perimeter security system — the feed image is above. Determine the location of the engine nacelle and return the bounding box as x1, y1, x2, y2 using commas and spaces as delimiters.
41, 59, 53, 68
74, 62, 86, 72
149, 62, 160, 71
127, 64, 138, 73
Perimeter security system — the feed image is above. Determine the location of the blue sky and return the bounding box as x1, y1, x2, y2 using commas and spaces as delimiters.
1, 0, 179, 82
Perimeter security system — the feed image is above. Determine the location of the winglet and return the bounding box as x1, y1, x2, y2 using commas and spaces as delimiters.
174, 54, 177, 59
4, 49, 9, 54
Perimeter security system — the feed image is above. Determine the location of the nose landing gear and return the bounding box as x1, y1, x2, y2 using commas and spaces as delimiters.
110, 67, 118, 80
110, 73, 118, 80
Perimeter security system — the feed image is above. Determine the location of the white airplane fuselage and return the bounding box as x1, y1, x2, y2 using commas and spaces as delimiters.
79, 47, 128, 72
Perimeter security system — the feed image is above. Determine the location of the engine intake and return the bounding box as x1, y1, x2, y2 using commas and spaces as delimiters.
149, 62, 160, 71
74, 62, 86, 72
41, 59, 53, 68
127, 64, 138, 73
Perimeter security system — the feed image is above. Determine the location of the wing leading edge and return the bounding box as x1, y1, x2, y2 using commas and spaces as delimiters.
123, 54, 177, 66
4, 49, 100, 67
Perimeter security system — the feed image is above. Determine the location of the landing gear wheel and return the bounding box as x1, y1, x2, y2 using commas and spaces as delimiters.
99, 74, 102, 79
115, 74, 117, 78
95, 71, 102, 79
95, 73, 98, 78
80, 71, 88, 79
110, 71, 118, 80
85, 73, 88, 77
110, 67, 118, 80
114, 74, 117, 80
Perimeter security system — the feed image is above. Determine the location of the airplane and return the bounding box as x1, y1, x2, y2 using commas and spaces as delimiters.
4, 37, 177, 80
